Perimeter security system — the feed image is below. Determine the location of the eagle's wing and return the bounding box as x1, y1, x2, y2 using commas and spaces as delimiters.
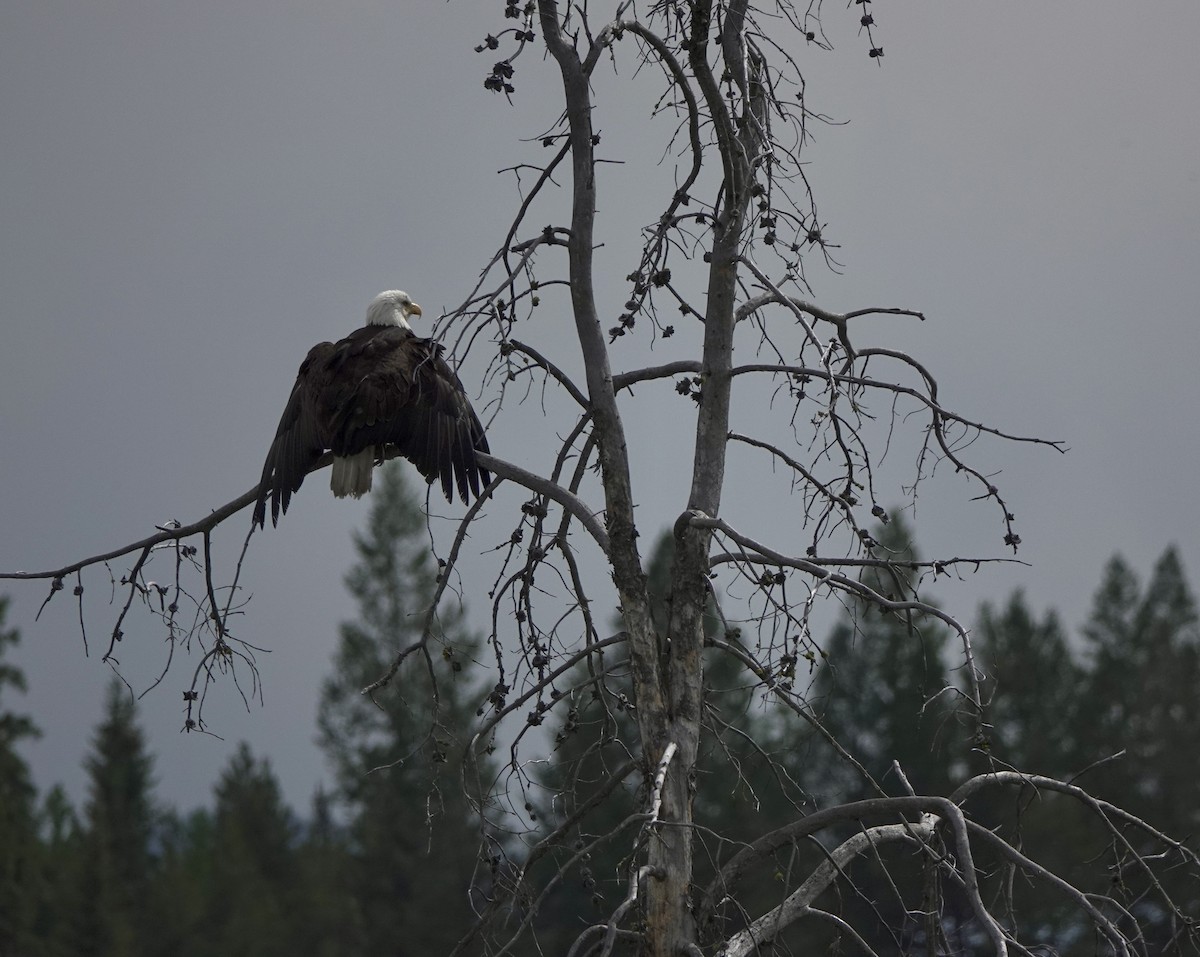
252, 341, 336, 528
322, 328, 491, 503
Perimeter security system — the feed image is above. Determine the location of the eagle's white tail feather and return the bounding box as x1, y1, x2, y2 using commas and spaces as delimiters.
331, 450, 374, 499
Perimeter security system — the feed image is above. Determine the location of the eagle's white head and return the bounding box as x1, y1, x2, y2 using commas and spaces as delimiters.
366, 289, 423, 330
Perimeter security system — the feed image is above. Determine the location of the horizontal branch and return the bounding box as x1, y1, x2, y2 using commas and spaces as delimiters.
708, 551, 1027, 574
613, 360, 701, 392
0, 483, 264, 583
614, 358, 1064, 453
685, 511, 985, 716
3, 449, 609, 588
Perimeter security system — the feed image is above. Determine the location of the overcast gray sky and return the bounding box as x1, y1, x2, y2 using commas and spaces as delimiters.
2, 2, 1198, 814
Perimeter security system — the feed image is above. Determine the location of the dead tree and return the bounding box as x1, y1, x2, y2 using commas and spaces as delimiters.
5, 2, 1197, 955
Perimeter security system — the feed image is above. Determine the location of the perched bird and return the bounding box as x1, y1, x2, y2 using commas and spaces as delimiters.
252, 290, 490, 528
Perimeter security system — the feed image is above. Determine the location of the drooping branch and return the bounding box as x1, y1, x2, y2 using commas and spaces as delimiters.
964, 823, 1132, 955
477, 453, 608, 552
684, 511, 986, 719
501, 339, 589, 409
703, 794, 1008, 957
719, 818, 937, 957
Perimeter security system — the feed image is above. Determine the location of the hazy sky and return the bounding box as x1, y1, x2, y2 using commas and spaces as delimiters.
2, 1, 1198, 814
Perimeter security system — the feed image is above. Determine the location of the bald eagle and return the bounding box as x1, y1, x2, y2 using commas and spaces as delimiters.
252, 290, 491, 528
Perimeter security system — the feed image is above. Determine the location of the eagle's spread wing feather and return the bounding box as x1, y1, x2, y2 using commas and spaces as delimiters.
253, 326, 490, 528
253, 341, 336, 528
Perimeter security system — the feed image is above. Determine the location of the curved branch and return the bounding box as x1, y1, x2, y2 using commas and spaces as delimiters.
477, 452, 608, 553
616, 358, 1065, 453
706, 794, 1007, 957
966, 823, 1131, 955
735, 289, 925, 358
688, 512, 984, 717
505, 338, 589, 408
719, 818, 937, 957
614, 360, 702, 392
4, 447, 609, 580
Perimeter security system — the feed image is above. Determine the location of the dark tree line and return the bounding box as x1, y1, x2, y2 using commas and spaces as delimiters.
2, 471, 1197, 955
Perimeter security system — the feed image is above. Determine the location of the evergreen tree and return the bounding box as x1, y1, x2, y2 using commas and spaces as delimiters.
74, 678, 157, 957
0, 596, 40, 955
204, 743, 298, 957
32, 786, 84, 957
970, 592, 1089, 945
291, 787, 362, 957
1074, 554, 1143, 796
149, 806, 214, 957
316, 463, 487, 956
1128, 547, 1200, 836
1075, 548, 1200, 825
976, 590, 1080, 774
810, 519, 953, 801
1071, 548, 1200, 947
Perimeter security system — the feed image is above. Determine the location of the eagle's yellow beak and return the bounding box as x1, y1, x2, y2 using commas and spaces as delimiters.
408, 302, 423, 318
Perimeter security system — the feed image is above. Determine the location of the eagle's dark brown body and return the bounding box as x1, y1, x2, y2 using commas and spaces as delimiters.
253, 320, 490, 528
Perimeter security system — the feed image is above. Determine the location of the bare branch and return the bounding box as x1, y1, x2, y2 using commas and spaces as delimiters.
1, 485, 260, 584
685, 511, 985, 715
476, 452, 608, 552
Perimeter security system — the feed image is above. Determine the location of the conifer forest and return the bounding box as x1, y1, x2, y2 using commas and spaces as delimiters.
3, 466, 1198, 955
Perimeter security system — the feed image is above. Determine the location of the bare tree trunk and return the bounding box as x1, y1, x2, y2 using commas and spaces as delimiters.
651, 4, 768, 952
539, 1, 773, 951
539, 6, 681, 950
